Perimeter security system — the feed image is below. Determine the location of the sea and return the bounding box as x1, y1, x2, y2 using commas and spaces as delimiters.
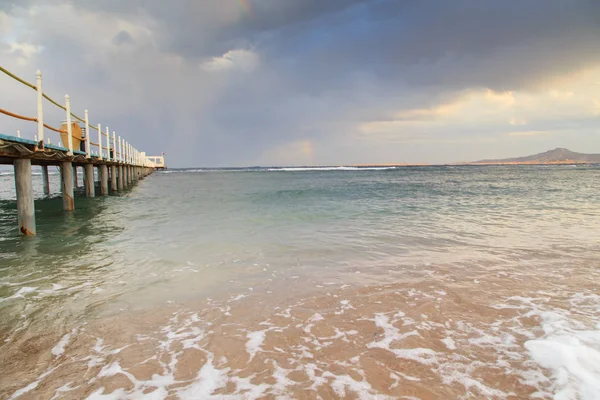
0, 165, 599, 399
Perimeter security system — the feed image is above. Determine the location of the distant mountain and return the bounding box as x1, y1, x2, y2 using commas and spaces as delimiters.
473, 148, 600, 164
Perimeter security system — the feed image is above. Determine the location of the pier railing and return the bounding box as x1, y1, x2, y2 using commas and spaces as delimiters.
1, 65, 165, 236
0, 66, 157, 167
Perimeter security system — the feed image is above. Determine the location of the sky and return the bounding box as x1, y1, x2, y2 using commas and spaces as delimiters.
1, 0, 600, 167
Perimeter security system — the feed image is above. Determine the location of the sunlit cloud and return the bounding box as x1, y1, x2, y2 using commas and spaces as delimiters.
201, 49, 260, 72
8, 42, 43, 65
509, 117, 527, 126
507, 130, 551, 137
357, 66, 600, 147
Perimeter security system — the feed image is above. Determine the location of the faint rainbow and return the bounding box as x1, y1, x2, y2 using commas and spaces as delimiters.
301, 140, 315, 164
237, 0, 252, 16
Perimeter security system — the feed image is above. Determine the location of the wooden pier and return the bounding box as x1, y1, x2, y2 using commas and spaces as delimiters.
0, 66, 165, 236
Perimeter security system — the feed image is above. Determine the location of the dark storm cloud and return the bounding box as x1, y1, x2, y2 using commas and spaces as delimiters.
112, 30, 134, 46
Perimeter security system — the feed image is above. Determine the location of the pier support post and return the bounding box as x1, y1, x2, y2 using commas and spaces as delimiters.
61, 161, 74, 211
84, 164, 95, 197
111, 165, 117, 192
14, 159, 36, 236
41, 165, 50, 196
73, 165, 78, 188
119, 165, 125, 189
100, 165, 108, 195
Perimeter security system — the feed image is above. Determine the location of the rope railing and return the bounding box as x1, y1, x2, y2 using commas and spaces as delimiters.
0, 65, 37, 90
0, 66, 96, 130
0, 107, 37, 122
42, 93, 66, 111
0, 65, 156, 167
1, 107, 66, 133
43, 123, 66, 134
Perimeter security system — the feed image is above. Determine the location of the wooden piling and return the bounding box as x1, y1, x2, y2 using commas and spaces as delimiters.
84, 163, 95, 198
14, 159, 36, 236
41, 165, 50, 196
73, 165, 78, 188
100, 165, 108, 195
110, 165, 117, 191
60, 161, 75, 211
119, 165, 125, 189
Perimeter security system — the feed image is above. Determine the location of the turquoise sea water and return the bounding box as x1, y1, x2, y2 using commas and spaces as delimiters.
0, 165, 599, 398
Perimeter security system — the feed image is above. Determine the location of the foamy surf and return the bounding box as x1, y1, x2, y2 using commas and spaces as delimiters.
5, 276, 599, 399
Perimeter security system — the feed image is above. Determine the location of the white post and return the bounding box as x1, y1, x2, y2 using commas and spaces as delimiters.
118, 136, 122, 163
85, 110, 91, 158
97, 123, 103, 160
125, 142, 128, 164
17, 130, 21, 138
65, 95, 73, 155
36, 70, 44, 146
113, 131, 116, 162
106, 126, 110, 161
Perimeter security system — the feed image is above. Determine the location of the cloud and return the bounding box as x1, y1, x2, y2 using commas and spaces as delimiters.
507, 130, 552, 137
8, 42, 42, 65
112, 30, 134, 46
201, 49, 260, 72
509, 117, 527, 126
1, 0, 600, 166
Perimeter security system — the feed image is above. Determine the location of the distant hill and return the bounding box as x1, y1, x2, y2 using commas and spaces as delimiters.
472, 148, 600, 164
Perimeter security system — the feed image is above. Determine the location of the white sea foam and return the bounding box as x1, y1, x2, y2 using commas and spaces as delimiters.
11, 289, 600, 399
177, 354, 229, 399
1, 286, 37, 302
523, 310, 600, 399
9, 367, 58, 400
441, 337, 457, 350
323, 370, 394, 399
245, 330, 266, 362
51, 328, 77, 356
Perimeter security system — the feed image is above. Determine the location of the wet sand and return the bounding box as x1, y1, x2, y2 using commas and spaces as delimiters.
2, 258, 599, 399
